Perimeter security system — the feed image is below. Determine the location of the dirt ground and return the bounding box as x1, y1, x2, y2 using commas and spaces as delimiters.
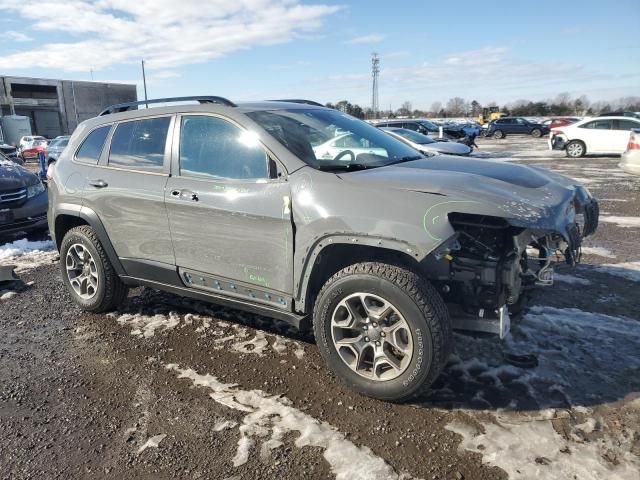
1, 136, 639, 480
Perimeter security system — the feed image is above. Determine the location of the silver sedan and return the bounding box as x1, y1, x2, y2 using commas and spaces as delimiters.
381, 127, 472, 156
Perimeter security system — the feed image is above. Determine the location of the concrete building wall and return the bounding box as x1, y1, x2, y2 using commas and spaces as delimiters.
0, 76, 137, 137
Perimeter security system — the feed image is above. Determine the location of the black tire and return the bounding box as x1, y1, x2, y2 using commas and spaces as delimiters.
312, 262, 452, 402
60, 225, 128, 312
530, 128, 542, 138
493, 130, 505, 139
566, 140, 586, 158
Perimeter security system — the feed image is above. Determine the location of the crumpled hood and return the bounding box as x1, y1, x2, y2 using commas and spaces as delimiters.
344, 156, 582, 228
0, 160, 37, 190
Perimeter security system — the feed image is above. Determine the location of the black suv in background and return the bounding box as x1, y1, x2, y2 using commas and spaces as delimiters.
486, 117, 549, 139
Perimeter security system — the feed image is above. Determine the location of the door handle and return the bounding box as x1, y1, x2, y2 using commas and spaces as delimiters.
170, 189, 198, 201
88, 179, 108, 188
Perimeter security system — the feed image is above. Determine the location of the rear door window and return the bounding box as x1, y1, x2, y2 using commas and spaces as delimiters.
581, 120, 612, 130
614, 119, 640, 131
75, 126, 111, 164
108, 117, 171, 172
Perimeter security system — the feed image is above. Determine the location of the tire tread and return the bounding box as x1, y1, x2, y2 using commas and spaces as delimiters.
313, 262, 452, 402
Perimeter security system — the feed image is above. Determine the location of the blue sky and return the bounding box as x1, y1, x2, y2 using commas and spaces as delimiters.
0, 0, 638, 110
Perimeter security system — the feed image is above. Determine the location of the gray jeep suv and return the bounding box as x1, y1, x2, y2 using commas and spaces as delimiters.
48, 96, 599, 401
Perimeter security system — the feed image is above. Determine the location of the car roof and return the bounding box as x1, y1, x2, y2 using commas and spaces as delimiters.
79, 100, 326, 130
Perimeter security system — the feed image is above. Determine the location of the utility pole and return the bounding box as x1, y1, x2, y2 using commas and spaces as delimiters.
141, 60, 149, 108
371, 53, 380, 118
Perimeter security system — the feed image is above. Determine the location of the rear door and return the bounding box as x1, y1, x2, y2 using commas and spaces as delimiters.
165, 113, 294, 301
612, 119, 640, 152
578, 119, 613, 152
513, 118, 529, 134
82, 115, 175, 266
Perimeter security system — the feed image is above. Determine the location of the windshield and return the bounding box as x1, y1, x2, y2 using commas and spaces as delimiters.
418, 120, 439, 132
50, 138, 69, 148
388, 128, 436, 145
247, 108, 423, 171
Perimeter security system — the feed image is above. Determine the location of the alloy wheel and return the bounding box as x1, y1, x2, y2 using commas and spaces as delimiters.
330, 293, 414, 381
567, 142, 584, 157
65, 243, 99, 300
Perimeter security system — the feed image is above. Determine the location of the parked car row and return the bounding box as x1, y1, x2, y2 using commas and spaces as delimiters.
12, 134, 70, 163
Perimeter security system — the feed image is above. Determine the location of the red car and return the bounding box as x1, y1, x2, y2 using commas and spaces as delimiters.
544, 117, 581, 129
20, 139, 48, 160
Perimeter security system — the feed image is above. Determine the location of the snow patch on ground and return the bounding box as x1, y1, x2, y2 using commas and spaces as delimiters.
0, 238, 57, 272
427, 305, 640, 480
553, 273, 591, 285
447, 410, 640, 480
137, 433, 167, 454
592, 261, 640, 282
0, 290, 18, 301
112, 310, 305, 359
111, 311, 181, 338
599, 215, 640, 228
166, 363, 405, 480
581, 246, 616, 258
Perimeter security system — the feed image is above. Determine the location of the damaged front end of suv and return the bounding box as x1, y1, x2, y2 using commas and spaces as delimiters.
419, 175, 599, 336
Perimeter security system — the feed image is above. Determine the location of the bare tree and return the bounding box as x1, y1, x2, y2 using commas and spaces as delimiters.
446, 97, 467, 117
397, 101, 412, 116
430, 101, 442, 115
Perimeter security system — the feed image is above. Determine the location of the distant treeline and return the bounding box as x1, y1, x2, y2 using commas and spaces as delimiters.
326, 94, 640, 120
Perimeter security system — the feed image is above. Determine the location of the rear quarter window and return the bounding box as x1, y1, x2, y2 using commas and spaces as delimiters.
108, 117, 171, 172
75, 125, 111, 164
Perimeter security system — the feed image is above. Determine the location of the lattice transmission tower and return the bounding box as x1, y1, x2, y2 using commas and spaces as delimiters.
371, 53, 380, 118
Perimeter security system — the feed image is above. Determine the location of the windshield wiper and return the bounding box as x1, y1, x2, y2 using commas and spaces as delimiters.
386, 155, 423, 166
316, 163, 374, 172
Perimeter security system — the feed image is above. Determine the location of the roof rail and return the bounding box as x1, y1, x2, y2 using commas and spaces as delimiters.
269, 99, 325, 107
98, 96, 236, 116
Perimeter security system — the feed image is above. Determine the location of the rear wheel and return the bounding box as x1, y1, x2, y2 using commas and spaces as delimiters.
312, 262, 451, 402
60, 225, 128, 312
531, 128, 542, 138
493, 130, 505, 139
566, 140, 586, 158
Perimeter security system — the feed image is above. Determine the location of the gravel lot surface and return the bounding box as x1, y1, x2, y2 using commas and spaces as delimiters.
1, 136, 639, 479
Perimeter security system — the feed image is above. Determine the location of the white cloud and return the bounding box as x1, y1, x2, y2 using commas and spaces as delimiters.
347, 33, 385, 44
0, 0, 341, 72
1, 30, 33, 42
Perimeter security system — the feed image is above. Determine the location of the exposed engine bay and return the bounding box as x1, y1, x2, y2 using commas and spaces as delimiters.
424, 196, 599, 317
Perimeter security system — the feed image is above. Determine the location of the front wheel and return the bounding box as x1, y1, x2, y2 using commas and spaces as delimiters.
531, 128, 542, 138
566, 140, 586, 158
493, 130, 505, 139
60, 225, 128, 312
312, 262, 451, 402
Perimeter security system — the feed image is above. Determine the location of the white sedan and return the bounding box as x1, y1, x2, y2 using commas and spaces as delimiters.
550, 116, 640, 158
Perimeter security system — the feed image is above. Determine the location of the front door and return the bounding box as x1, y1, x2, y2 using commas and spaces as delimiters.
165, 114, 293, 299
579, 119, 613, 152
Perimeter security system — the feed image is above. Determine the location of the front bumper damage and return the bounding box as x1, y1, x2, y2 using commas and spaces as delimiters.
427, 190, 600, 338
